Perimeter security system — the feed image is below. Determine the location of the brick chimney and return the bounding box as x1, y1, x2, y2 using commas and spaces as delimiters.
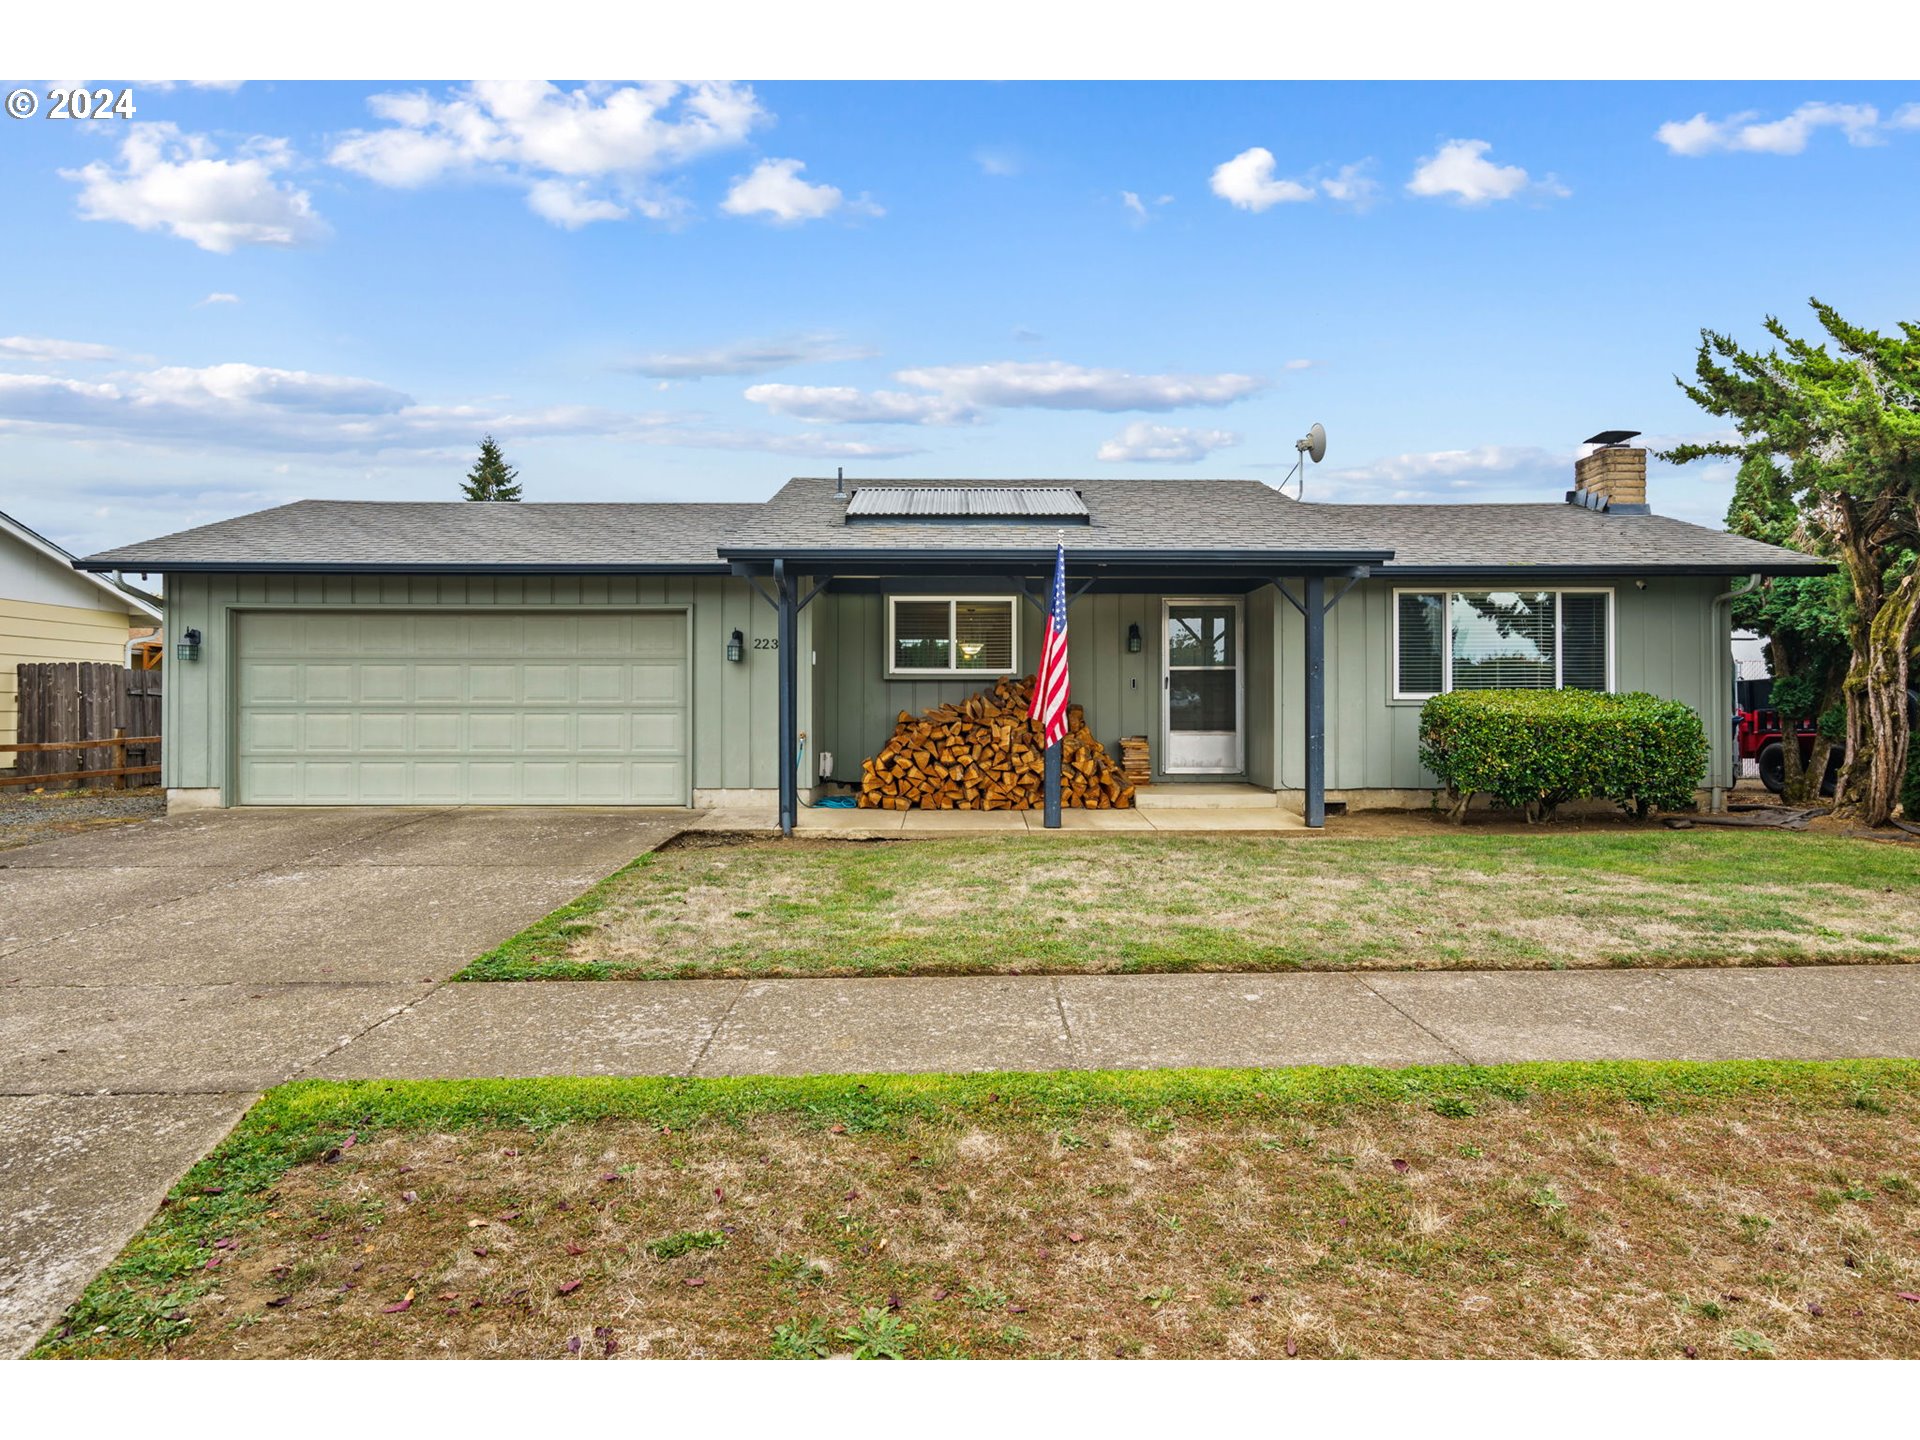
1568, 431, 1650, 514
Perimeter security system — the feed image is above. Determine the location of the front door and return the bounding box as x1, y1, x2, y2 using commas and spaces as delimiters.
1163, 599, 1243, 774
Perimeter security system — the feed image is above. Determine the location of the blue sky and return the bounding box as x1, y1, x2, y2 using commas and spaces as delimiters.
2, 79, 1916, 556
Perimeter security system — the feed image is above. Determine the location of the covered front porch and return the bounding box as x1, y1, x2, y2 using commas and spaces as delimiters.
728, 546, 1387, 836
693, 780, 1312, 836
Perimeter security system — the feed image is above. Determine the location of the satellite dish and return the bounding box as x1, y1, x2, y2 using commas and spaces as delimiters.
1281, 423, 1326, 498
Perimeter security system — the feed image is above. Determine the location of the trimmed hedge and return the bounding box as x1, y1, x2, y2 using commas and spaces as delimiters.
1418, 689, 1709, 821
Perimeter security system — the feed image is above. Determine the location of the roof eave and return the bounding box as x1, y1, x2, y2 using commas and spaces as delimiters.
72, 560, 733, 576
1376, 561, 1834, 577
717, 546, 1394, 565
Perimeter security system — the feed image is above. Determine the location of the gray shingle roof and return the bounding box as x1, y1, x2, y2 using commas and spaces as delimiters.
79, 499, 753, 572
721, 478, 1384, 559
74, 480, 1827, 576
1329, 502, 1826, 574
719, 478, 1825, 573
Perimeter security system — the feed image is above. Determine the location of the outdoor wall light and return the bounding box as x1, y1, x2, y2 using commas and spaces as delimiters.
726, 628, 745, 662
1127, 622, 1143, 654
176, 627, 202, 662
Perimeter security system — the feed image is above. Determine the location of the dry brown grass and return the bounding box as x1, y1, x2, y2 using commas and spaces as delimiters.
85, 1095, 1920, 1359
461, 830, 1920, 981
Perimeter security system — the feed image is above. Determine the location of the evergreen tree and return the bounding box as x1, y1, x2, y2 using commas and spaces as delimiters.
462, 435, 522, 501
1665, 301, 1920, 825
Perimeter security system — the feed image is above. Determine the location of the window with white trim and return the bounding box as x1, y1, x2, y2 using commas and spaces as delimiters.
1393, 589, 1613, 699
887, 596, 1019, 676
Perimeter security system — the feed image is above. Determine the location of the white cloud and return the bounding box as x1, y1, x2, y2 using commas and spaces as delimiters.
1319, 160, 1381, 210
1656, 102, 1891, 156
743, 384, 978, 426
1119, 190, 1172, 224
0, 358, 919, 462
1895, 104, 1920, 131
1210, 147, 1315, 212
330, 81, 765, 226
1315, 444, 1567, 502
524, 179, 630, 228
739, 359, 1268, 427
0, 336, 119, 363
61, 122, 326, 252
1096, 422, 1241, 463
720, 157, 881, 224
893, 360, 1266, 412
1406, 139, 1566, 205
199, 293, 241, 307
623, 333, 874, 379
974, 147, 1020, 177
1121, 190, 1148, 219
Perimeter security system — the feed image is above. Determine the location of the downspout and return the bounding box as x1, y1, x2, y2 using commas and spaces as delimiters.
1710, 573, 1762, 814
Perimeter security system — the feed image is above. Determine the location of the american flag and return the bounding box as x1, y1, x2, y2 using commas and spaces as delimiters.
1030, 540, 1070, 747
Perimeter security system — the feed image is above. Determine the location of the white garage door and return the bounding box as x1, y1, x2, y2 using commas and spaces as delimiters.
236, 611, 689, 805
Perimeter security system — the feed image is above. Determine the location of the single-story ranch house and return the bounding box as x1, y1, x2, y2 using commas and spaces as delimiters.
76, 439, 1823, 829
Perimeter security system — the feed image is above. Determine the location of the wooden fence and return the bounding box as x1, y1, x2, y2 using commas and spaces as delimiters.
7, 662, 163, 788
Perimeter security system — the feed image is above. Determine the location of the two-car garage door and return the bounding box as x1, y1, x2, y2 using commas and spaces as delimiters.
235, 611, 689, 805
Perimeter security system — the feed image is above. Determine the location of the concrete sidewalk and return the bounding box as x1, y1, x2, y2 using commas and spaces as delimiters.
313, 965, 1920, 1079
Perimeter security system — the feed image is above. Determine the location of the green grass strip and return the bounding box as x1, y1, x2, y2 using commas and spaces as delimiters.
34, 1058, 1920, 1356
452, 851, 657, 981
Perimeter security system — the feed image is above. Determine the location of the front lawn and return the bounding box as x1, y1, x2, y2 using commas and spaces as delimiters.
39, 1063, 1920, 1359
455, 831, 1920, 981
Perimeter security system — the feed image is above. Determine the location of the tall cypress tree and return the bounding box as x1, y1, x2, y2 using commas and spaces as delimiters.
1665, 300, 1920, 825
462, 435, 523, 501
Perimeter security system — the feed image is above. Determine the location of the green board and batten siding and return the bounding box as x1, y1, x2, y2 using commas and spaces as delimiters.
812, 590, 1278, 786
161, 571, 1729, 805
163, 573, 808, 804
1270, 575, 1731, 792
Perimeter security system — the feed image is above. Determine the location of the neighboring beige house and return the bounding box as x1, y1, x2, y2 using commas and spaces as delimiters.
1, 508, 162, 752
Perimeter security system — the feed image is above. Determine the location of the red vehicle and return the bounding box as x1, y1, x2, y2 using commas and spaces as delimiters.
1734, 701, 1836, 796
1734, 678, 1918, 795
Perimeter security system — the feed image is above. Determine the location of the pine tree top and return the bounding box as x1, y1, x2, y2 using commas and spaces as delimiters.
462, 434, 523, 501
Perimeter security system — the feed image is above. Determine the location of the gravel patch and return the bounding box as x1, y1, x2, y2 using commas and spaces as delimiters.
0, 788, 166, 852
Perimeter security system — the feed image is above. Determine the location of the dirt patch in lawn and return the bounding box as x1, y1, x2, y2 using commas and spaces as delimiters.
458, 830, 1920, 981
47, 1072, 1920, 1359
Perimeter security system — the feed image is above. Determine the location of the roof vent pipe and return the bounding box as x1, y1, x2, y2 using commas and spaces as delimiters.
834, 467, 845, 499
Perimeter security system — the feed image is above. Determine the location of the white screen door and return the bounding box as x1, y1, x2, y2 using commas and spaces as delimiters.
1163, 599, 1243, 773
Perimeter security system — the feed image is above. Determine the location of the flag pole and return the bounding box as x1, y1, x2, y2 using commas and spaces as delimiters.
1043, 529, 1063, 830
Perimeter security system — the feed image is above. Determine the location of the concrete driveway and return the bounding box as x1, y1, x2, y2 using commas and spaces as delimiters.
0, 805, 687, 1356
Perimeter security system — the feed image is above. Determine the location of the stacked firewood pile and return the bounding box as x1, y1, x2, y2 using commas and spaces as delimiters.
1117, 735, 1152, 787
858, 676, 1136, 810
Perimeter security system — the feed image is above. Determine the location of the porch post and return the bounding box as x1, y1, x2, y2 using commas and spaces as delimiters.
1304, 573, 1326, 829
1043, 741, 1062, 828
776, 559, 798, 838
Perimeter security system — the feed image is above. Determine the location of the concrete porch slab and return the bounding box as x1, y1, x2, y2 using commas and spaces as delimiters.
1140, 808, 1309, 832
1135, 783, 1281, 809
1023, 808, 1153, 831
